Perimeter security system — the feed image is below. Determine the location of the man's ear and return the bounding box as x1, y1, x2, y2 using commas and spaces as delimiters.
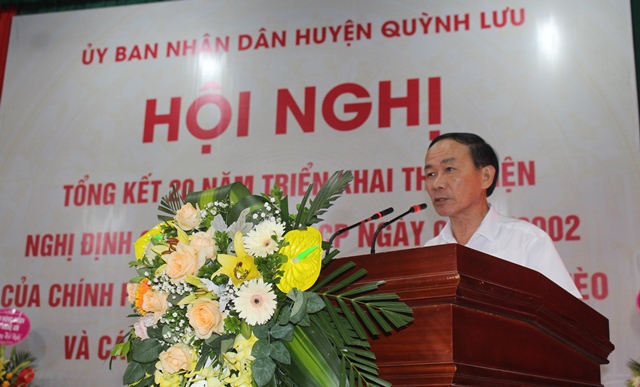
480, 165, 496, 190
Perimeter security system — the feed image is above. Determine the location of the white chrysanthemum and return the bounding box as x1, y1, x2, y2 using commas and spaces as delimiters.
233, 278, 277, 326
242, 219, 285, 258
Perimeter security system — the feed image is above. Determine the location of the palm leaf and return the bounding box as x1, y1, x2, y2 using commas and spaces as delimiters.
338, 298, 368, 340
294, 170, 353, 229
325, 269, 367, 294
310, 309, 388, 387
366, 304, 393, 333
307, 261, 413, 387
309, 261, 355, 292
352, 302, 379, 336
4, 346, 36, 375
156, 185, 183, 222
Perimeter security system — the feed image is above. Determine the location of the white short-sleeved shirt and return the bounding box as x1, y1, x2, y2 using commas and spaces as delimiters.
425, 205, 582, 298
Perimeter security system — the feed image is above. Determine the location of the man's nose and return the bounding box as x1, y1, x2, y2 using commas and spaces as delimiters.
432, 173, 445, 189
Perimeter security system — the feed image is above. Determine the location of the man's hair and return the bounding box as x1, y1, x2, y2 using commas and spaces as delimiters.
428, 132, 500, 196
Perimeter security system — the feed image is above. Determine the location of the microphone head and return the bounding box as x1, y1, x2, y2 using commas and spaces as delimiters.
370, 207, 394, 220
410, 203, 428, 213
379, 207, 394, 216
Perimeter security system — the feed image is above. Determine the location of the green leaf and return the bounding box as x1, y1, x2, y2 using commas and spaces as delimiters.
195, 345, 213, 370
354, 294, 400, 302
381, 305, 414, 314
325, 268, 367, 294
288, 289, 305, 319
337, 298, 367, 340
185, 181, 251, 209
110, 341, 130, 358
252, 324, 270, 340
366, 304, 393, 333
342, 346, 376, 359
204, 333, 235, 349
306, 292, 325, 314
220, 337, 235, 355
342, 350, 378, 368
360, 372, 393, 387
252, 357, 277, 387
297, 314, 311, 327
309, 261, 355, 292
269, 340, 291, 364
227, 194, 269, 224
321, 247, 341, 267
130, 338, 162, 364
294, 170, 353, 228
352, 301, 379, 336
315, 310, 345, 348
381, 309, 415, 328
282, 322, 342, 387
270, 323, 294, 341
277, 304, 292, 325
156, 185, 183, 222
241, 320, 253, 339
338, 282, 381, 298
252, 339, 271, 359
341, 356, 348, 387
122, 361, 146, 385
322, 296, 355, 346
279, 195, 291, 229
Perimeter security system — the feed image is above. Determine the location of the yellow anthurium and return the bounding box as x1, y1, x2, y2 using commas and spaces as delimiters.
277, 228, 323, 293
213, 231, 261, 287
134, 223, 164, 260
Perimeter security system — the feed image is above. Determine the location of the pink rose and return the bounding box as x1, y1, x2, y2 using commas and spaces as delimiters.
175, 203, 202, 231
165, 243, 204, 282
133, 319, 149, 340
188, 299, 225, 339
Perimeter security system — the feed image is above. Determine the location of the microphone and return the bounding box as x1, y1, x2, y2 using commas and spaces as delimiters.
370, 203, 428, 254
327, 207, 394, 248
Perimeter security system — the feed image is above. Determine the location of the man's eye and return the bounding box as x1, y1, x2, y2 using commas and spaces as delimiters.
425, 172, 435, 178
445, 167, 455, 172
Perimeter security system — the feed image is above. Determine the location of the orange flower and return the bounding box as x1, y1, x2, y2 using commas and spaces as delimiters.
135, 278, 152, 315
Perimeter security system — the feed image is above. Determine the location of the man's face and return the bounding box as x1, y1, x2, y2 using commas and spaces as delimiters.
423, 139, 493, 219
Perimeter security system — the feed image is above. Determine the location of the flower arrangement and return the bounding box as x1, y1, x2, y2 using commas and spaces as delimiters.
0, 344, 36, 387
629, 359, 640, 387
112, 170, 414, 387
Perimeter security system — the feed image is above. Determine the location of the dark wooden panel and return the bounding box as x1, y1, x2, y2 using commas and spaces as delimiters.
323, 244, 614, 386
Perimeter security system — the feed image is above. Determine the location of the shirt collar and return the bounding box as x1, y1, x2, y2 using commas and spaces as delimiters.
473, 204, 499, 242
440, 204, 499, 244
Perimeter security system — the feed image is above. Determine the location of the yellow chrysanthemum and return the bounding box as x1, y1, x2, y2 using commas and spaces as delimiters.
277, 227, 323, 293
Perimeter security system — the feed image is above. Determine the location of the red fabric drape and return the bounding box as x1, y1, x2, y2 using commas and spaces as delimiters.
0, 6, 16, 106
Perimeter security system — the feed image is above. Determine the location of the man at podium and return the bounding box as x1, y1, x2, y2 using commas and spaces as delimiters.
423, 132, 582, 298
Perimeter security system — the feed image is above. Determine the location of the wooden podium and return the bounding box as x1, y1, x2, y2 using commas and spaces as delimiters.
326, 244, 614, 386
